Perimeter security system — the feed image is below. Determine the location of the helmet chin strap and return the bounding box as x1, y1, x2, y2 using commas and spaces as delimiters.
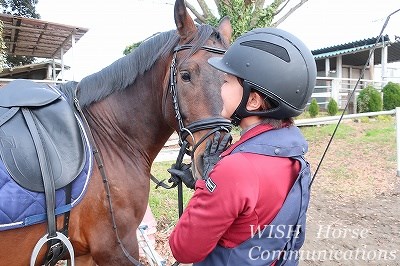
230, 83, 251, 126
230, 80, 275, 126
232, 80, 294, 124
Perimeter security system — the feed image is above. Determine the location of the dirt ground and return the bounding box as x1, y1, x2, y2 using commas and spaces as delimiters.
300, 119, 400, 266
149, 119, 400, 266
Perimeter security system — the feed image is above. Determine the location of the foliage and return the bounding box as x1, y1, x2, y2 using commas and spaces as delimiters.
359, 116, 370, 123
308, 98, 319, 118
327, 98, 338, 116
382, 82, 400, 110
0, 21, 6, 72
376, 114, 393, 122
1, 0, 40, 68
356, 86, 382, 113
123, 41, 142, 55
124, 0, 308, 55
211, 0, 278, 40
4, 54, 36, 68
1, 0, 40, 18
185, 0, 308, 41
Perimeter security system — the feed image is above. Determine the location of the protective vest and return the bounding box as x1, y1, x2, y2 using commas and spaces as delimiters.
194, 126, 311, 266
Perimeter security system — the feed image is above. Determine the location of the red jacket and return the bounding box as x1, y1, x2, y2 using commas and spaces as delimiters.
169, 124, 300, 263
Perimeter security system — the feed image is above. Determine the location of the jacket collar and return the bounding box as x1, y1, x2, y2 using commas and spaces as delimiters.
222, 124, 274, 156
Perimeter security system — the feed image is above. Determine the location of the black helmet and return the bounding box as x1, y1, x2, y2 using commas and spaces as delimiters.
208, 27, 316, 123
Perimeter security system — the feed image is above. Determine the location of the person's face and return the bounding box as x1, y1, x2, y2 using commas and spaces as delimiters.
220, 73, 243, 119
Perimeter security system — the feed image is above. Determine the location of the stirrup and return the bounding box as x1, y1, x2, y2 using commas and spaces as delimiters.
30, 232, 75, 266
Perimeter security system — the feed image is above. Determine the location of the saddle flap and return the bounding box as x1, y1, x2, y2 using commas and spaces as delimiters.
0, 80, 86, 192
0, 79, 60, 108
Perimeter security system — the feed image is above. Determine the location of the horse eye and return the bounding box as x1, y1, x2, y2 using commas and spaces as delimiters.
180, 71, 191, 82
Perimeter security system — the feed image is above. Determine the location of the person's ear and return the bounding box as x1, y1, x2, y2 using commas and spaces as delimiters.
246, 91, 263, 111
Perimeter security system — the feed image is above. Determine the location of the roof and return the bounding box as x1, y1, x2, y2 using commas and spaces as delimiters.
312, 35, 400, 66
0, 13, 88, 59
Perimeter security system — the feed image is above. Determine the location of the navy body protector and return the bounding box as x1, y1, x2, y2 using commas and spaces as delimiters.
195, 126, 311, 266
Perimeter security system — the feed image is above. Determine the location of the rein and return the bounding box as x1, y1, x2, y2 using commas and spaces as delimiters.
73, 96, 144, 266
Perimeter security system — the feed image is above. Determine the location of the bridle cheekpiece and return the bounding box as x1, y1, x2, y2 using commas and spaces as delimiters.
169, 44, 232, 158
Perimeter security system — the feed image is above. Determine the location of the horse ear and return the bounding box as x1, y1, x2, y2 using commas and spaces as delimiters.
174, 0, 197, 43
218, 16, 232, 44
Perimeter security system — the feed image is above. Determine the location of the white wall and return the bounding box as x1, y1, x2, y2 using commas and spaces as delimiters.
375, 62, 400, 83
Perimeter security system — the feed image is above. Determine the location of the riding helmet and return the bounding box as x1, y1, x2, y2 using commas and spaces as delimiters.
208, 27, 317, 123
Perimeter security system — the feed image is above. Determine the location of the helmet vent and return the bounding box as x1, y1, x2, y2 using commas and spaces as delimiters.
240, 40, 290, 63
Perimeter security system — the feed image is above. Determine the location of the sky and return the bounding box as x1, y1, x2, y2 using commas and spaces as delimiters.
35, 0, 400, 81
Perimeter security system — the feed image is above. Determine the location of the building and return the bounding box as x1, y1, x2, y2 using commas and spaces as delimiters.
0, 60, 69, 81
311, 35, 400, 111
0, 13, 88, 83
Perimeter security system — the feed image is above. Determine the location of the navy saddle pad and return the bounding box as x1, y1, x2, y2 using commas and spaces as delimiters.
0, 79, 86, 192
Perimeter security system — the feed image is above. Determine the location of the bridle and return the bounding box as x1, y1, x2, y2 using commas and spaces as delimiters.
166, 44, 232, 216
169, 44, 232, 153
171, 45, 231, 139
154, 44, 233, 192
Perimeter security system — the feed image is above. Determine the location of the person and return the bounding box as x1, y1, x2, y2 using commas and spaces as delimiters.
167, 27, 317, 266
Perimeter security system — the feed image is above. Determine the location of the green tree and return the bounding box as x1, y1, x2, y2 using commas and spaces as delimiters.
308, 98, 319, 118
382, 82, 400, 110
124, 0, 308, 55
327, 98, 338, 116
1, 0, 40, 18
356, 86, 382, 113
1, 0, 40, 67
186, 0, 309, 40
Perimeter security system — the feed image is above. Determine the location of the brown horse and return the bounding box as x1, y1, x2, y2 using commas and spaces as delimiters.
0, 0, 232, 265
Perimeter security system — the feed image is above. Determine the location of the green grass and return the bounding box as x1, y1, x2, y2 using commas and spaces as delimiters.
361, 123, 395, 144
296, 110, 346, 120
149, 161, 193, 227
300, 123, 355, 141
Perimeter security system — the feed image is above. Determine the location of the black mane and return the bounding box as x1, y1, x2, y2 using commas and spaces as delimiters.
58, 24, 223, 108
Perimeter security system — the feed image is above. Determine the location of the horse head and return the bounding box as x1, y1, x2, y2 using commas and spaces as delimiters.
167, 0, 233, 179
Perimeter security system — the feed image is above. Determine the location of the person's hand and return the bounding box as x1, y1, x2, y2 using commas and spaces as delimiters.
167, 163, 196, 189
202, 131, 232, 180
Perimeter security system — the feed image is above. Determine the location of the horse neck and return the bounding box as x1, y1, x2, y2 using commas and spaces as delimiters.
85, 65, 174, 169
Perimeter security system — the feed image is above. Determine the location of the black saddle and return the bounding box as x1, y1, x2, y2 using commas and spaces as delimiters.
0, 79, 86, 192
